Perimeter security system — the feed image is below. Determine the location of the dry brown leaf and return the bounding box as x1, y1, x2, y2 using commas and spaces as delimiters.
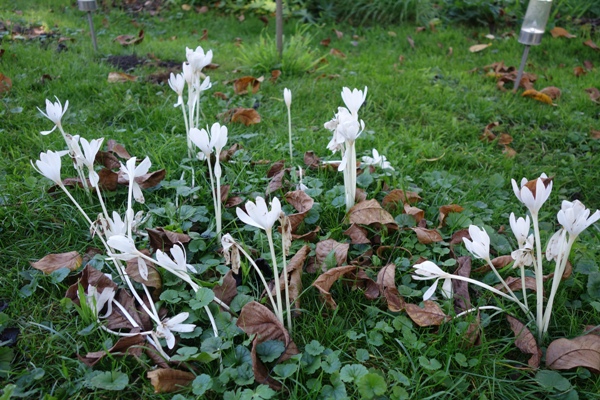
382, 189, 422, 209
407, 36, 415, 49
416, 27, 426, 33
65, 265, 118, 304
311, 265, 357, 309
114, 29, 144, 46
107, 72, 138, 83
438, 204, 464, 227
334, 29, 343, 39
285, 190, 314, 213
405, 300, 449, 327
503, 146, 517, 158
343, 224, 371, 245
347, 199, 397, 227
292, 226, 321, 242
197, 5, 209, 13
494, 276, 537, 293
315, 239, 349, 271
546, 335, 600, 373
320, 37, 331, 47
267, 160, 286, 178
540, 86, 562, 100
107, 139, 131, 159
30, 251, 81, 274
584, 40, 600, 51
591, 129, 600, 139
79, 334, 145, 367
522, 89, 554, 105
584, 60, 594, 70
469, 43, 491, 53
238, 14, 245, 22
269, 69, 281, 83
304, 151, 321, 169
181, 4, 191, 11
213, 92, 228, 100
285, 245, 309, 313
213, 270, 238, 306
233, 76, 263, 95
412, 227, 443, 244
266, 169, 286, 195
550, 27, 576, 38
147, 369, 195, 393
237, 301, 299, 390
574, 66, 587, 77
0, 73, 12, 95
147, 228, 191, 253
98, 168, 119, 191
329, 48, 346, 58
507, 315, 542, 368
453, 256, 472, 313
355, 269, 379, 300
403, 203, 425, 223
585, 87, 600, 103
231, 108, 261, 126
125, 249, 161, 290
497, 133, 513, 145
377, 264, 404, 312
490, 255, 514, 269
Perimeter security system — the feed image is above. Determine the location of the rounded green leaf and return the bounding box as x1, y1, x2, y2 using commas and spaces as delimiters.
357, 372, 387, 399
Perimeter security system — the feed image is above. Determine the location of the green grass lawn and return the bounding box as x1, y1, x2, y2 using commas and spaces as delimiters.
1, 0, 600, 399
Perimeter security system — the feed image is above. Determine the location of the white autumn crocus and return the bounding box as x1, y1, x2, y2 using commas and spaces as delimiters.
107, 234, 139, 261
168, 72, 185, 107
186, 46, 213, 74
463, 225, 491, 261
341, 86, 367, 116
182, 62, 194, 87
361, 149, 394, 170
86, 285, 115, 319
190, 127, 212, 157
103, 211, 127, 238
38, 97, 69, 135
557, 200, 600, 238
156, 244, 197, 274
283, 88, 292, 108
511, 234, 534, 268
156, 312, 196, 349
210, 122, 228, 178
79, 137, 104, 187
120, 157, 152, 204
197, 75, 212, 92
545, 228, 567, 262
236, 196, 281, 232
411, 260, 453, 300
31, 150, 69, 186
509, 213, 530, 247
511, 173, 553, 215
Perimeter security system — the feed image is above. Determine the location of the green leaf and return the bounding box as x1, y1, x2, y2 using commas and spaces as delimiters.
391, 385, 410, 400
575, 258, 598, 275
357, 171, 374, 188
0, 384, 16, 400
305, 340, 325, 356
190, 287, 215, 310
586, 272, 600, 298
192, 374, 213, 396
356, 348, 370, 362
367, 331, 384, 346
256, 340, 285, 363
170, 346, 199, 362
321, 351, 342, 374
49, 267, 70, 283
356, 372, 387, 399
230, 294, 254, 313
339, 364, 369, 383
273, 362, 298, 378
201, 336, 223, 353
418, 356, 442, 371
454, 353, 469, 367
388, 369, 410, 386
254, 384, 277, 399
346, 330, 365, 340
159, 289, 182, 304
535, 370, 572, 392
234, 363, 254, 385
0, 347, 14, 379
88, 371, 128, 391
301, 352, 321, 374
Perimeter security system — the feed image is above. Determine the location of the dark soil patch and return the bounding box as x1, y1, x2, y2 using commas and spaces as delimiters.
106, 54, 146, 71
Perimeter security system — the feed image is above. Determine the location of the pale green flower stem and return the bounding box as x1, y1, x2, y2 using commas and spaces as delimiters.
215, 158, 223, 242
204, 156, 221, 241
178, 97, 195, 188
266, 229, 284, 325
519, 263, 529, 312
541, 234, 576, 337
234, 243, 278, 313
281, 231, 292, 334
531, 212, 545, 339
344, 141, 356, 213
485, 259, 528, 315
454, 305, 504, 319
287, 104, 293, 168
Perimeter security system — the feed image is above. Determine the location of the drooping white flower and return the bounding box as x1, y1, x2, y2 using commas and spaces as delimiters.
236, 196, 281, 232
221, 233, 240, 274
107, 234, 139, 260
283, 88, 292, 108
79, 137, 104, 187
463, 225, 491, 261
156, 244, 197, 274
31, 150, 69, 186
85, 285, 115, 319
120, 157, 152, 204
411, 261, 453, 300
37, 97, 69, 135
557, 200, 600, 238
341, 86, 367, 116
546, 228, 567, 262
156, 312, 196, 349
168, 72, 185, 107
361, 149, 394, 170
210, 123, 228, 179
511, 173, 553, 215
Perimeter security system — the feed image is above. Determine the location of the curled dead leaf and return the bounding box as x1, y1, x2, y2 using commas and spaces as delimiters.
30, 251, 82, 274
311, 265, 357, 309
0, 73, 12, 95
404, 203, 425, 223
320, 38, 331, 47
438, 204, 464, 227
453, 257, 472, 313
507, 315, 541, 368
147, 368, 195, 393
107, 72, 137, 83
584, 39, 600, 51
412, 227, 443, 244
343, 224, 371, 245
329, 48, 346, 58
469, 43, 491, 53
231, 108, 261, 126
539, 86, 561, 100
347, 199, 397, 228
546, 334, 600, 373
269, 69, 281, 83
377, 264, 404, 312
233, 76, 263, 95
405, 300, 449, 326
585, 87, 600, 103
382, 189, 422, 209
522, 89, 555, 105
550, 27, 576, 38
315, 239, 349, 271
114, 29, 144, 46
574, 66, 586, 77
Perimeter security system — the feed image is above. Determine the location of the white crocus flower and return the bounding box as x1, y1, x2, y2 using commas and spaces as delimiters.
80, 137, 104, 187
156, 244, 197, 274
86, 285, 115, 319
104, 211, 127, 238
463, 225, 491, 261
107, 235, 139, 261
31, 150, 69, 186
511, 173, 553, 215
120, 157, 152, 204
186, 46, 213, 74
361, 149, 394, 170
37, 97, 69, 135
511, 234, 534, 268
284, 88, 292, 108
557, 200, 600, 238
341, 86, 367, 116
190, 127, 212, 157
156, 312, 196, 349
509, 213, 530, 247
182, 62, 194, 87
168, 72, 185, 107
411, 261, 453, 300
197, 75, 212, 92
210, 123, 228, 179
236, 196, 281, 232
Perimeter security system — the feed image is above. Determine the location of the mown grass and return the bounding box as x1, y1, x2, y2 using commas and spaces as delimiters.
1, 0, 600, 398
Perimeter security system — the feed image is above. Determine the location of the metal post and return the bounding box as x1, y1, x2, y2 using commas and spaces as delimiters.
78, 0, 99, 52
87, 11, 98, 52
513, 45, 530, 92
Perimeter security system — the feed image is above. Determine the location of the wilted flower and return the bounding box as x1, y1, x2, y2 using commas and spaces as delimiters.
120, 157, 152, 204
511, 173, 553, 215
156, 244, 197, 274
236, 196, 281, 232
31, 150, 69, 186
38, 97, 69, 135
107, 235, 139, 260
557, 200, 600, 238
361, 149, 394, 170
511, 234, 534, 268
463, 225, 491, 261
221, 234, 240, 274
85, 285, 115, 319
156, 312, 196, 349
412, 261, 453, 300
283, 88, 292, 108
341, 86, 367, 116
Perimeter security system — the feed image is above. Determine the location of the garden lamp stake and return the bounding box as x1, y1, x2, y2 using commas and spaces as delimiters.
78, 0, 99, 52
